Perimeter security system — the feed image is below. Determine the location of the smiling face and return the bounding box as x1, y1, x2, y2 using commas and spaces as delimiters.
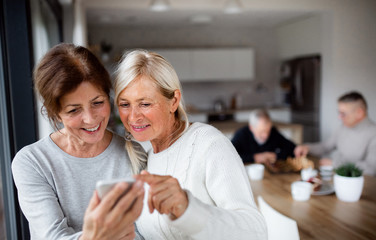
58, 81, 111, 145
117, 75, 180, 151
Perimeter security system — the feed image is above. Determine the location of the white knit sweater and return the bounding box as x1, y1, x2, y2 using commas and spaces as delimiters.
136, 122, 267, 240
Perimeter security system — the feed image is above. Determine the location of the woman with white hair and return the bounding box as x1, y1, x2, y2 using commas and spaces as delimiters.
114, 49, 267, 240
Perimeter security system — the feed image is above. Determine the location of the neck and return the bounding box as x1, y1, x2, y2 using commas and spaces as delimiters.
53, 129, 112, 158
353, 116, 367, 127
152, 120, 183, 153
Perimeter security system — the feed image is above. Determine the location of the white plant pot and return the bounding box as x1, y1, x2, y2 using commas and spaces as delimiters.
334, 174, 364, 202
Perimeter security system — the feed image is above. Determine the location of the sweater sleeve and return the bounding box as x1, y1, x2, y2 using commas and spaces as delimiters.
306, 129, 339, 157
12, 151, 82, 240
231, 126, 255, 163
167, 132, 267, 239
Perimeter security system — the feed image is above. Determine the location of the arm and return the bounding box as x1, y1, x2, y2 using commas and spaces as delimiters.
12, 151, 144, 240
12, 154, 82, 240
305, 129, 339, 157
168, 135, 267, 239
231, 127, 255, 163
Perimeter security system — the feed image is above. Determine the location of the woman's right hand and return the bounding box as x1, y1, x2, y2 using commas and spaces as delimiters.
80, 180, 145, 240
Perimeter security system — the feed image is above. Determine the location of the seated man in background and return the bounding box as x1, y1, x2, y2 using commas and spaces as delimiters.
294, 91, 376, 176
232, 109, 296, 164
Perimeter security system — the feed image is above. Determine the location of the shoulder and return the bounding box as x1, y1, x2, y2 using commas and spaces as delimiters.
186, 122, 226, 140
270, 126, 284, 137
184, 123, 236, 152
13, 136, 52, 159
110, 132, 126, 147
12, 136, 53, 173
110, 131, 146, 155
233, 125, 251, 138
367, 118, 376, 131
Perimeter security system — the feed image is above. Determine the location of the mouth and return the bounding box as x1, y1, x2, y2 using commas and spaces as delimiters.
83, 123, 101, 133
130, 124, 150, 132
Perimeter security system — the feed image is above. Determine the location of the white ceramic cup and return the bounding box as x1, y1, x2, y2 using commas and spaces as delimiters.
247, 164, 265, 181
319, 165, 334, 181
291, 181, 312, 201
301, 168, 318, 181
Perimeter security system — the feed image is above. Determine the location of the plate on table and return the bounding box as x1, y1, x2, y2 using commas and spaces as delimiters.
312, 183, 334, 196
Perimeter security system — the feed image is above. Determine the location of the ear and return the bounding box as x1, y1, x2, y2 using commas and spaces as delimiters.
356, 107, 366, 119
170, 90, 181, 113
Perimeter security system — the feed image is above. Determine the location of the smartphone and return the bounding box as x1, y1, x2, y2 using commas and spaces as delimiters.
96, 178, 135, 200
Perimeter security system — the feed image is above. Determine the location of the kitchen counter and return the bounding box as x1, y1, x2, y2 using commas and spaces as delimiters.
187, 106, 293, 129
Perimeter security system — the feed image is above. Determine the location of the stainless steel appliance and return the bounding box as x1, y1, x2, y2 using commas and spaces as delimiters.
280, 55, 321, 142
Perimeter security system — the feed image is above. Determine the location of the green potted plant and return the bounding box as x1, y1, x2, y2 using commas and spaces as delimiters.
334, 163, 364, 202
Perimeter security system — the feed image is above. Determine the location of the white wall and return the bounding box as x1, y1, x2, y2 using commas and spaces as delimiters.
274, 0, 376, 141
277, 15, 322, 59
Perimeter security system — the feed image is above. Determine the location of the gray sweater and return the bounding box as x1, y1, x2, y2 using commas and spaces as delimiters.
307, 117, 376, 175
12, 132, 134, 239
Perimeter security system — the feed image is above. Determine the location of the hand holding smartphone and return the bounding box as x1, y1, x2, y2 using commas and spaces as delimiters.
96, 178, 135, 200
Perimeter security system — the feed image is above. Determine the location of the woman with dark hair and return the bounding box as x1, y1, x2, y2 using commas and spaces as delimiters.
12, 43, 146, 240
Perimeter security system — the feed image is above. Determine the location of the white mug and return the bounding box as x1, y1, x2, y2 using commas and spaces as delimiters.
301, 168, 318, 181
291, 181, 312, 201
247, 164, 265, 181
319, 165, 334, 181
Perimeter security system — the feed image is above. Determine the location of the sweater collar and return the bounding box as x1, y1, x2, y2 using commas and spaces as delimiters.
351, 117, 371, 130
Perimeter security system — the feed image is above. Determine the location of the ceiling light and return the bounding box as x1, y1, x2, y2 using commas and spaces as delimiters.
150, 0, 170, 12
224, 0, 243, 14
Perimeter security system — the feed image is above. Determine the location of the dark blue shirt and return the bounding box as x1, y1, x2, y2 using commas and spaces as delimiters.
231, 126, 296, 163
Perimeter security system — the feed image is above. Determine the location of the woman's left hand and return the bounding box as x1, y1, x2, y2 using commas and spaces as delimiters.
134, 170, 188, 220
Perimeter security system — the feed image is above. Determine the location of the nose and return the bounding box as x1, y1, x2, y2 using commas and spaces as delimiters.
82, 109, 96, 124
129, 106, 142, 122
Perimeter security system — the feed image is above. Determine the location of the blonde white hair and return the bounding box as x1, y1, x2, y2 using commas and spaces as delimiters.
249, 109, 271, 128
114, 49, 189, 173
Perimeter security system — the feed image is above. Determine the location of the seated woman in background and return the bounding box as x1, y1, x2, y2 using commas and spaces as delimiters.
114, 49, 267, 240
12, 43, 145, 240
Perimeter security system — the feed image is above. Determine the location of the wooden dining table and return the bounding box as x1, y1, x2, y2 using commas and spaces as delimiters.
249, 169, 376, 240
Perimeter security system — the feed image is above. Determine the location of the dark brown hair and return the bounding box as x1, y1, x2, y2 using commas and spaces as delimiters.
338, 91, 367, 110
34, 43, 111, 128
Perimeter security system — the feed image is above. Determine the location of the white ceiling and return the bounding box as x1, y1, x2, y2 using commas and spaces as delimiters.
82, 0, 315, 29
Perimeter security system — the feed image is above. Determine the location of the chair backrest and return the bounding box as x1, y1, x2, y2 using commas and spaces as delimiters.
257, 196, 300, 240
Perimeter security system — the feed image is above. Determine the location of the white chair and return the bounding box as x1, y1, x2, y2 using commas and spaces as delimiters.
257, 196, 300, 240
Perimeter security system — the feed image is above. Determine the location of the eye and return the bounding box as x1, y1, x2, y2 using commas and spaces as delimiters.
93, 101, 104, 106
67, 108, 79, 114
140, 103, 151, 107
119, 102, 130, 108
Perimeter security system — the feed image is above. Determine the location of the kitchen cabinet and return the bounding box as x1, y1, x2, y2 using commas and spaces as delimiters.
154, 49, 192, 81
191, 49, 232, 80
150, 48, 255, 82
